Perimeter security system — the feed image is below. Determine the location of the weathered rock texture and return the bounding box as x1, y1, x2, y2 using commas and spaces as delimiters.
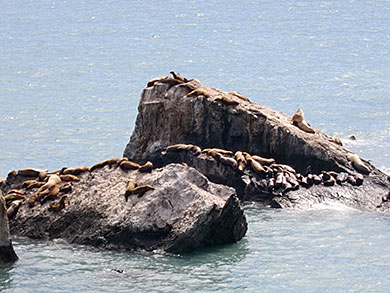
1, 163, 247, 254
124, 74, 390, 211
0, 192, 18, 264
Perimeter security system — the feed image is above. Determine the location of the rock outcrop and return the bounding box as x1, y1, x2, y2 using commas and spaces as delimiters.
1, 163, 247, 254
0, 192, 18, 264
124, 73, 390, 211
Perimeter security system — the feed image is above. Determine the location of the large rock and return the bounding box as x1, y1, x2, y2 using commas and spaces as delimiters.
0, 192, 18, 264
123, 74, 390, 211
2, 163, 247, 254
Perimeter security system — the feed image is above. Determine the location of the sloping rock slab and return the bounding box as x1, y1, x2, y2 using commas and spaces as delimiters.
3, 164, 247, 254
123, 74, 390, 211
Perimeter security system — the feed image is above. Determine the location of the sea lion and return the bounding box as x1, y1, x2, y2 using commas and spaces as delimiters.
91, 158, 126, 171
320, 172, 331, 182
4, 193, 26, 202
251, 155, 275, 166
292, 108, 304, 124
164, 144, 201, 156
297, 120, 316, 134
275, 172, 285, 187
124, 179, 137, 201
267, 178, 275, 191
355, 174, 364, 186
203, 148, 234, 156
60, 174, 80, 182
17, 168, 48, 180
169, 71, 188, 82
23, 180, 46, 189
6, 199, 24, 219
323, 176, 336, 186
346, 153, 370, 174
187, 88, 211, 98
286, 177, 300, 190
40, 185, 60, 204
62, 166, 90, 176
300, 176, 309, 187
215, 153, 237, 169
147, 77, 184, 87
247, 157, 266, 174
138, 161, 153, 173
60, 184, 72, 194
119, 160, 140, 171
181, 162, 188, 167
36, 174, 62, 195
228, 91, 251, 102
346, 175, 357, 186
312, 174, 322, 185
329, 137, 343, 146
234, 151, 247, 173
306, 174, 314, 186
132, 185, 155, 198
271, 164, 296, 174
214, 95, 239, 106
48, 195, 67, 212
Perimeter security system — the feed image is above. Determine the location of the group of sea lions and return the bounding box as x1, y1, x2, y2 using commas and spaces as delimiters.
1, 157, 156, 220
162, 143, 368, 194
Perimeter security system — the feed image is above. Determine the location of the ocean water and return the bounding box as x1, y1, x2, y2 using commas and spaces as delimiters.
1, 0, 389, 291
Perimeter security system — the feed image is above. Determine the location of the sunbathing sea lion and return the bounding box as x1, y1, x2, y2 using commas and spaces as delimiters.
91, 158, 126, 171
138, 161, 153, 173
120, 160, 140, 171
6, 199, 24, 219
215, 153, 237, 169
131, 185, 155, 198
164, 144, 201, 156
292, 108, 304, 124
62, 166, 90, 176
203, 148, 234, 156
60, 174, 80, 182
170, 71, 188, 82
228, 91, 251, 102
23, 180, 46, 189
214, 95, 239, 106
4, 192, 26, 202
346, 153, 370, 174
251, 155, 275, 166
234, 151, 247, 172
247, 157, 266, 174
124, 179, 137, 201
40, 185, 60, 204
291, 108, 316, 133
17, 168, 48, 180
48, 195, 67, 212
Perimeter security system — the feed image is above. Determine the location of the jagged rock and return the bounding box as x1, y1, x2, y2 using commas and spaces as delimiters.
0, 192, 18, 264
2, 163, 247, 254
123, 74, 390, 211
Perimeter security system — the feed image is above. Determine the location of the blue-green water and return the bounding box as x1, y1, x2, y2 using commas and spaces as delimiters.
1, 0, 389, 291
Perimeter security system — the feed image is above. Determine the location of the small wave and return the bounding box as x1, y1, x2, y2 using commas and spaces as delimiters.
308, 201, 359, 212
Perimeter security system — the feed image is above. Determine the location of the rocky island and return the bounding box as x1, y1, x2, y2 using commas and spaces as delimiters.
1, 72, 389, 257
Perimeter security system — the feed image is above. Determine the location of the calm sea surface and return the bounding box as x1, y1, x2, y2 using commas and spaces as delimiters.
1, 0, 389, 291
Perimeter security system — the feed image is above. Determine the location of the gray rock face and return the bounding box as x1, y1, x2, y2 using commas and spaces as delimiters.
2, 163, 247, 254
124, 75, 390, 211
0, 192, 18, 264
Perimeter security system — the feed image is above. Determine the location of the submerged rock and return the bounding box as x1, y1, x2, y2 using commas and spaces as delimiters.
2, 163, 247, 254
124, 73, 390, 211
0, 192, 18, 264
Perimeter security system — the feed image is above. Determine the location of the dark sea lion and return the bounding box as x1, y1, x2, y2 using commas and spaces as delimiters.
346, 175, 357, 186
300, 176, 309, 188
147, 76, 169, 87
91, 158, 126, 171
355, 174, 364, 186
323, 176, 336, 186
169, 71, 188, 82
271, 164, 296, 174
286, 177, 299, 190
48, 195, 67, 212
23, 180, 46, 189
133, 185, 155, 198
138, 161, 153, 173
312, 174, 322, 185
60, 184, 72, 194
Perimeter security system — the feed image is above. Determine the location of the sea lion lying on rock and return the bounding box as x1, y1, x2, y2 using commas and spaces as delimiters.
291, 108, 316, 134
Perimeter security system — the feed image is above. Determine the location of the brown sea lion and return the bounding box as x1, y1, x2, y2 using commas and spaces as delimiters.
124, 179, 137, 201
138, 161, 153, 173
91, 158, 126, 171
164, 144, 201, 156
346, 175, 357, 186
131, 185, 155, 198
40, 185, 60, 204
215, 153, 237, 169
48, 195, 67, 212
297, 120, 315, 134
346, 153, 370, 174
147, 76, 169, 87
214, 95, 239, 106
36, 174, 62, 195
6, 199, 24, 219
292, 108, 304, 124
62, 166, 90, 176
187, 88, 212, 98
23, 180, 46, 190
247, 157, 266, 174
4, 193, 26, 202
17, 168, 48, 179
60, 174, 80, 182
329, 137, 343, 146
119, 160, 140, 171
234, 151, 247, 172
203, 148, 234, 156
251, 155, 275, 166
147, 77, 184, 87
228, 91, 251, 102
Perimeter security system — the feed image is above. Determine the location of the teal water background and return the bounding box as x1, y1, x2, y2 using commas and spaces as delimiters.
1, 0, 389, 291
